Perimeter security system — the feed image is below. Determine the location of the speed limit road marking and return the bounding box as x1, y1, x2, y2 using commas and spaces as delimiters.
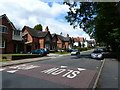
13, 63, 96, 88
1, 64, 96, 88
41, 67, 86, 79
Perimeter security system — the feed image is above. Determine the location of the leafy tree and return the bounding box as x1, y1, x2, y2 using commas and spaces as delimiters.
64, 2, 120, 51
34, 24, 43, 31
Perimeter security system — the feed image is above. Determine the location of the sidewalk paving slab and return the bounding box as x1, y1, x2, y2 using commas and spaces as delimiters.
97, 58, 119, 89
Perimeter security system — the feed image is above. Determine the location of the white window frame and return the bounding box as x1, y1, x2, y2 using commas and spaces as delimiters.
0, 40, 5, 48
0, 25, 8, 34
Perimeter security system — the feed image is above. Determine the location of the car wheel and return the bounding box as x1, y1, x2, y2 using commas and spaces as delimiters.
101, 57, 104, 60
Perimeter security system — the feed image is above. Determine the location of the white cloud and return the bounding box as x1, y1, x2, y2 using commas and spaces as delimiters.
0, 0, 91, 40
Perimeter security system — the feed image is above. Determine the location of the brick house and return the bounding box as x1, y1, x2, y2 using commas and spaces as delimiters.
22, 26, 58, 53
84, 40, 96, 47
0, 14, 24, 54
56, 34, 74, 50
73, 37, 85, 47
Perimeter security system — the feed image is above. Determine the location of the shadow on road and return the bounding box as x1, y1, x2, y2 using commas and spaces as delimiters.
103, 52, 116, 59
70, 52, 117, 60
71, 54, 91, 59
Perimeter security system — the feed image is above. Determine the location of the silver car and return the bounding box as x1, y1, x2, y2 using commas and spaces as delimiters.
71, 49, 80, 55
91, 50, 104, 60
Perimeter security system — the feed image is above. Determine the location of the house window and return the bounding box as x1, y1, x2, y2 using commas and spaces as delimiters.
0, 40, 5, 48
0, 25, 8, 33
13, 30, 20, 36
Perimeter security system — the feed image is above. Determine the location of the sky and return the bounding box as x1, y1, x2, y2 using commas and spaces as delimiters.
0, 0, 92, 40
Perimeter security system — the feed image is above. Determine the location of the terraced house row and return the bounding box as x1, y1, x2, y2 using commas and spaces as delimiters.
0, 14, 74, 54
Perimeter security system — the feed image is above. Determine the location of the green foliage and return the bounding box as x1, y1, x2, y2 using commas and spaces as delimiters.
34, 24, 43, 31
50, 50, 56, 53
50, 52, 70, 55
0, 58, 11, 62
2, 56, 7, 59
64, 2, 120, 51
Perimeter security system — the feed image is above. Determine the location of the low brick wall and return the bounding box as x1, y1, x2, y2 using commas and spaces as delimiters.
0, 55, 42, 60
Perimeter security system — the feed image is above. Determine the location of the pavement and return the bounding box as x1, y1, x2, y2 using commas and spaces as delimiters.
96, 58, 119, 89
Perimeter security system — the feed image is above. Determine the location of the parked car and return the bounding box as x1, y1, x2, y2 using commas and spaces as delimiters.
91, 50, 104, 60
71, 49, 80, 55
41, 48, 50, 54
31, 49, 46, 56
58, 50, 65, 52
66, 49, 73, 52
94, 47, 108, 52
99, 47, 108, 52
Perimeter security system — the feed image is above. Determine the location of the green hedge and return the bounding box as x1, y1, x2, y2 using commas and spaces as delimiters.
50, 50, 56, 53
72, 47, 94, 51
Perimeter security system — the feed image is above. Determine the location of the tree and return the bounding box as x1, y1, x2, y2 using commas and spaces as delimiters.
64, 2, 120, 51
34, 24, 42, 31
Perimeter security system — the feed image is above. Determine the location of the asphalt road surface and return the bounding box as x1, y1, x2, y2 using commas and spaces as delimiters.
2, 50, 103, 88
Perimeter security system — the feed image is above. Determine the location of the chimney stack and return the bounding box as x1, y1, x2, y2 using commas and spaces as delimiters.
45, 26, 49, 31
66, 34, 69, 37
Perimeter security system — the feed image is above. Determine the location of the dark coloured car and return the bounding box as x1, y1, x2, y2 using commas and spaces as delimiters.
31, 49, 46, 56
41, 48, 50, 54
66, 49, 73, 52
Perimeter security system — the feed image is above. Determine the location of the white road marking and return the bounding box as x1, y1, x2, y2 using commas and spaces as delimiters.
59, 55, 63, 57
18, 65, 40, 70
7, 70, 18, 73
0, 68, 6, 71
77, 68, 86, 71
60, 66, 68, 68
9, 64, 40, 70
9, 64, 27, 69
41, 67, 86, 79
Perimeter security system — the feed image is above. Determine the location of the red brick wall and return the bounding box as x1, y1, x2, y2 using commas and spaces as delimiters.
6, 41, 14, 53
57, 38, 63, 49
39, 38, 45, 48
32, 38, 39, 50
2, 17, 13, 41
1, 16, 14, 53
22, 29, 33, 42
65, 42, 69, 49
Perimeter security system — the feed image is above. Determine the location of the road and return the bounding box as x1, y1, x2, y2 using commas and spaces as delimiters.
2, 50, 103, 88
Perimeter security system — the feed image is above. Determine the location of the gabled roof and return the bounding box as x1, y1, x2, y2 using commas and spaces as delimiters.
73, 37, 85, 42
51, 33, 56, 38
0, 14, 16, 30
22, 26, 49, 38
56, 34, 71, 42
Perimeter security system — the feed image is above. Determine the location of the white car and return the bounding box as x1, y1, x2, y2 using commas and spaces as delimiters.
71, 49, 80, 55
91, 50, 104, 60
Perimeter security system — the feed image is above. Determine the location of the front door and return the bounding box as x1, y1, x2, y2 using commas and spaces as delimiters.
26, 45, 32, 53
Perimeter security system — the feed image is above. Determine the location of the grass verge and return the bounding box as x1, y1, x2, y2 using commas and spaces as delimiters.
0, 58, 11, 62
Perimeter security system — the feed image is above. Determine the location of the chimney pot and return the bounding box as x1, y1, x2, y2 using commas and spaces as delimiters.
67, 34, 69, 37
45, 26, 49, 31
